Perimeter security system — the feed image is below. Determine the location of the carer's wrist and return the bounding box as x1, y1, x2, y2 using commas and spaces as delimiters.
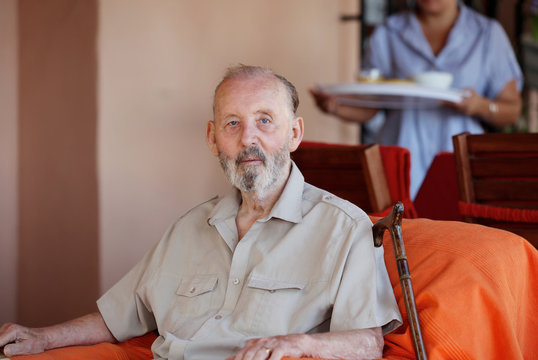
327, 98, 339, 115
488, 100, 498, 117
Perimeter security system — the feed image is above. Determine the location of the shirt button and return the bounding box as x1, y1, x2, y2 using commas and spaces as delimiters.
232, 278, 240, 285
215, 314, 222, 320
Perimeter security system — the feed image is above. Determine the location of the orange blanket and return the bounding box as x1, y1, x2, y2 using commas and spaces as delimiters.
12, 219, 538, 360
377, 218, 538, 359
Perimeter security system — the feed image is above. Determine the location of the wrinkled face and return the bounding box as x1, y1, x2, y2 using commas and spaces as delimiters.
207, 75, 303, 194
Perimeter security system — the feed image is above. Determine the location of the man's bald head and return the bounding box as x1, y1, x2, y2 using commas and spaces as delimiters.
213, 64, 299, 118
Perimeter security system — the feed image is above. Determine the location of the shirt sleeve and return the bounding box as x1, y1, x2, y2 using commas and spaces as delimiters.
96, 223, 176, 341
484, 20, 523, 98
97, 258, 156, 341
329, 218, 402, 335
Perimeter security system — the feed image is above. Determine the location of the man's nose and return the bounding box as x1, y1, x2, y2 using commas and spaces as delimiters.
240, 121, 259, 146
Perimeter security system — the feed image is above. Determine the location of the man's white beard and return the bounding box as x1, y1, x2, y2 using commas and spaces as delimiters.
219, 143, 290, 196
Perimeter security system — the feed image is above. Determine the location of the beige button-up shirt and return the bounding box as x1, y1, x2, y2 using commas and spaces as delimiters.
97, 162, 401, 360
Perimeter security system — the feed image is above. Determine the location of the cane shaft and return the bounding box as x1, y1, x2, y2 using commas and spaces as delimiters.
397, 257, 427, 360
373, 202, 428, 360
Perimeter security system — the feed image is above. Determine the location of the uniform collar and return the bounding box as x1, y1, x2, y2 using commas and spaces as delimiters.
387, 3, 475, 64
386, 8, 430, 60
207, 161, 304, 225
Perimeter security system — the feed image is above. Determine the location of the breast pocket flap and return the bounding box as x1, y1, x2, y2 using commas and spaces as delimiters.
176, 274, 218, 297
247, 275, 305, 291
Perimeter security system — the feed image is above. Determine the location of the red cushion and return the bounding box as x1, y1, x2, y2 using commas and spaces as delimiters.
414, 152, 462, 221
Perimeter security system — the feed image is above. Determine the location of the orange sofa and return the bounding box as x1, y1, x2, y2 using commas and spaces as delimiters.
12, 217, 538, 360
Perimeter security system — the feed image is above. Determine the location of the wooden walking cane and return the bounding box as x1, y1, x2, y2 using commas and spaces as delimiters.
373, 202, 427, 360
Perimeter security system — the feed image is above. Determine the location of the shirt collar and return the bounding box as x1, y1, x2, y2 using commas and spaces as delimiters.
260, 161, 304, 224
207, 161, 305, 226
207, 188, 240, 226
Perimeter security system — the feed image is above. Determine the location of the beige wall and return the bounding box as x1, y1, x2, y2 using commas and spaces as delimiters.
0, 0, 18, 325
98, 0, 360, 292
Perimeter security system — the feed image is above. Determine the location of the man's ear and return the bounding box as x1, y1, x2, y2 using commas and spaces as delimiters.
206, 120, 219, 157
289, 117, 304, 153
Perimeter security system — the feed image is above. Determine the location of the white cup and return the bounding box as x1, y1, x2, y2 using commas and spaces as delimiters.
412, 71, 453, 89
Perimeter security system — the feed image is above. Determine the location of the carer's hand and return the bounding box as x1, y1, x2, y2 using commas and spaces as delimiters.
309, 88, 338, 115
226, 333, 309, 360
442, 88, 485, 116
0, 323, 48, 356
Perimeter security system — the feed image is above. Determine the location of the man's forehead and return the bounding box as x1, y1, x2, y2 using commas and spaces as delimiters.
215, 76, 287, 113
218, 75, 282, 96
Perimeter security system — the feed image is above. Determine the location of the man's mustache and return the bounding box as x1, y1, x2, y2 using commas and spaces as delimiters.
235, 146, 267, 166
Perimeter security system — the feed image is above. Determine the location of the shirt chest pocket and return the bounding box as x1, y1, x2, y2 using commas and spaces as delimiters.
175, 274, 219, 318
233, 275, 322, 336
248, 276, 305, 293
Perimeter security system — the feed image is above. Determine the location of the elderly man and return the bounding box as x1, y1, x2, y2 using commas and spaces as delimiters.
0, 65, 401, 360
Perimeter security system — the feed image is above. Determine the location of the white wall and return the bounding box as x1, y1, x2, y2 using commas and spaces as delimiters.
0, 0, 18, 324
98, 0, 360, 292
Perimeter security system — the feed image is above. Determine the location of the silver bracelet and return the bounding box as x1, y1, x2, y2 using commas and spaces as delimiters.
489, 101, 499, 115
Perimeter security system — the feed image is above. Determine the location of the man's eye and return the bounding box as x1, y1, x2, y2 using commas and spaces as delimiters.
228, 120, 239, 126
260, 118, 270, 124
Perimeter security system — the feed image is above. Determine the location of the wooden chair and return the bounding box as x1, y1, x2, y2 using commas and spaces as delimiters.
291, 144, 392, 214
452, 132, 538, 247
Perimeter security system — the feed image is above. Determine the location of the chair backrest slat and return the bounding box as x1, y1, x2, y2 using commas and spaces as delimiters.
466, 133, 538, 152
300, 168, 368, 188
470, 157, 538, 177
474, 180, 538, 202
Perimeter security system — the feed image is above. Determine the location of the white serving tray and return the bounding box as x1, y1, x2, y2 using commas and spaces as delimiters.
319, 82, 464, 109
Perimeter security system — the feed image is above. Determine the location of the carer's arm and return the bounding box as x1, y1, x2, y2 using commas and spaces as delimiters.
0, 312, 116, 356
228, 327, 383, 360
446, 79, 522, 128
